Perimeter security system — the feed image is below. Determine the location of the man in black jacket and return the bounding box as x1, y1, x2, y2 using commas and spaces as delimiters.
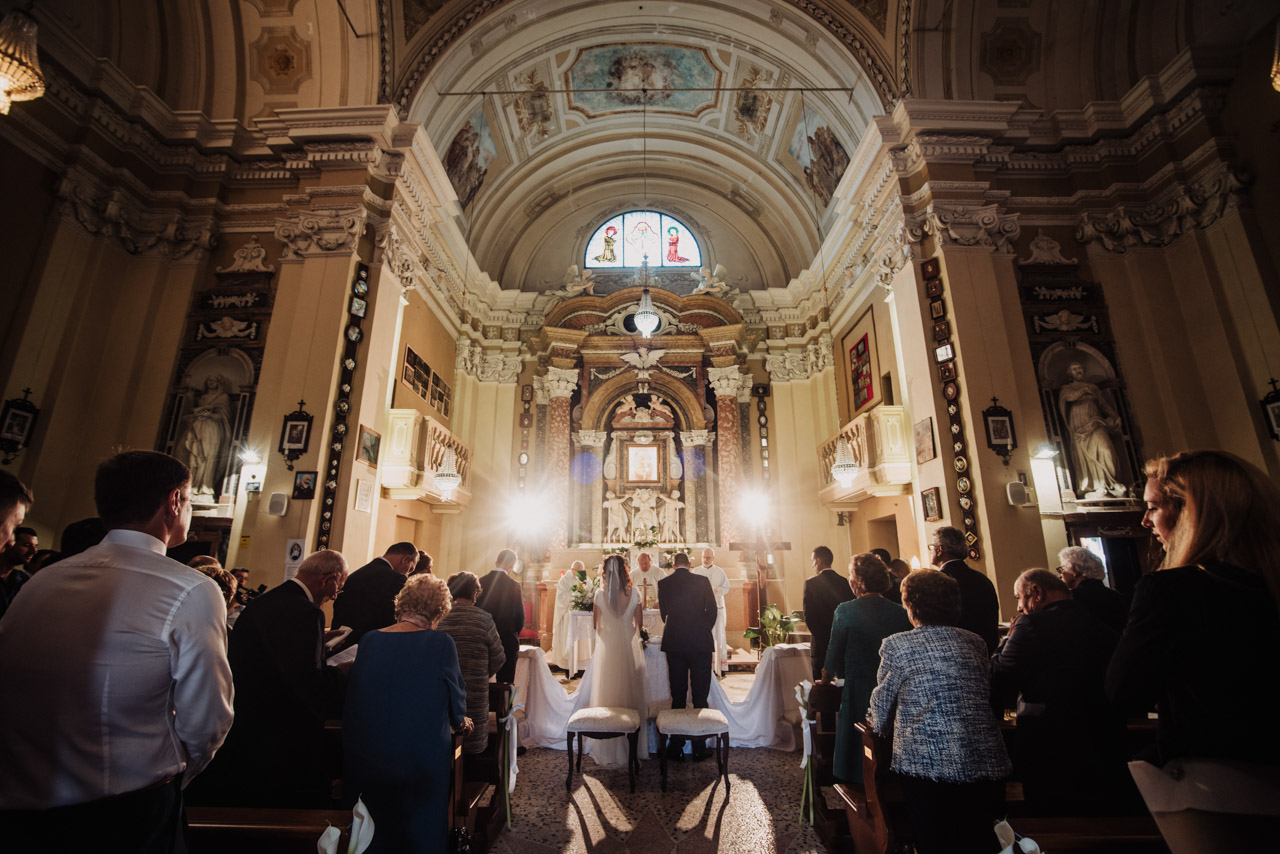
931, 526, 1000, 652
802, 545, 854, 681
331, 541, 418, 645
476, 548, 524, 683
1058, 545, 1128, 633
991, 568, 1130, 813
657, 552, 718, 760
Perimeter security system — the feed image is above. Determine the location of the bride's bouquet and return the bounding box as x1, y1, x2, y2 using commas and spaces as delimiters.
570, 576, 600, 611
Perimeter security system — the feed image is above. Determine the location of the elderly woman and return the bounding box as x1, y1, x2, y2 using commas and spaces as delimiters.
869, 570, 1011, 854
344, 574, 472, 854
1057, 545, 1126, 632
1107, 451, 1280, 852
821, 553, 911, 783
438, 571, 506, 756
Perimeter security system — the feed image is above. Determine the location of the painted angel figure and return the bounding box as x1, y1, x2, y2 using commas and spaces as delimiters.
690, 263, 730, 296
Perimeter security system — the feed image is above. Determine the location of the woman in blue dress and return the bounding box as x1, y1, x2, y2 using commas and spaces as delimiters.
344, 573, 471, 853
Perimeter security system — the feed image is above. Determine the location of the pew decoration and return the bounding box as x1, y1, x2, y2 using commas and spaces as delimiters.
316, 795, 375, 854
499, 686, 525, 828
795, 679, 818, 826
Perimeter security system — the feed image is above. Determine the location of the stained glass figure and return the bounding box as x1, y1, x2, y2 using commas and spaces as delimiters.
584, 211, 702, 269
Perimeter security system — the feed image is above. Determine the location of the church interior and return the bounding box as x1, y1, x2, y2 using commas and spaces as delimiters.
2, 0, 1279, 851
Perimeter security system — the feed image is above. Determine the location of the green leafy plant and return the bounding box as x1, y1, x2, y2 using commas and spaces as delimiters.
569, 577, 600, 611
743, 604, 800, 648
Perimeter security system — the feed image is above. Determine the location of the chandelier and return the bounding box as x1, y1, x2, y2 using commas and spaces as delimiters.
0, 9, 45, 115
830, 436, 858, 488
632, 272, 660, 338
434, 446, 462, 498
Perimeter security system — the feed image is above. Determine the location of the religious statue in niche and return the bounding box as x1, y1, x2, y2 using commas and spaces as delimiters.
603, 490, 630, 543
666, 226, 689, 263
1058, 361, 1127, 498
658, 489, 684, 542
627, 487, 661, 541
178, 375, 233, 498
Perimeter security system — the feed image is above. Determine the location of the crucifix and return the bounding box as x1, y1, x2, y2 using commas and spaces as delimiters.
638, 575, 654, 610
728, 537, 791, 615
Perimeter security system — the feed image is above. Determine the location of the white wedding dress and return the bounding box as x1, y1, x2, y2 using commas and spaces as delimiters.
588, 578, 648, 769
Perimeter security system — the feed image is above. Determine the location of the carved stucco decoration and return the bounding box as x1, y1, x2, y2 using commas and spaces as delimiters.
217, 235, 276, 273
477, 353, 523, 383
707, 366, 745, 399
979, 17, 1043, 87
923, 202, 1021, 252
250, 26, 313, 96
543, 366, 579, 399
274, 208, 366, 259
1075, 165, 1251, 253
57, 177, 217, 260
1018, 229, 1078, 266
764, 333, 834, 382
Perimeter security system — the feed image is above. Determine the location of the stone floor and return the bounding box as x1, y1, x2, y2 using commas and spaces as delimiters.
491, 745, 827, 854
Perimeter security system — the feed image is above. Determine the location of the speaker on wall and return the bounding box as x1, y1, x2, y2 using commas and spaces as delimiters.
1006, 481, 1029, 506
267, 493, 289, 516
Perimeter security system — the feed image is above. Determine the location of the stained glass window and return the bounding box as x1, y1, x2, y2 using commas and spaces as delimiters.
584, 211, 702, 269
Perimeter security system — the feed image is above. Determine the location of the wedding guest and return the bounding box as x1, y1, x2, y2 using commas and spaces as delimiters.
1057, 546, 1127, 632
189, 558, 237, 609
332, 542, 419, 647
344, 574, 470, 853
886, 558, 911, 605
476, 549, 524, 683
821, 553, 911, 783
438, 572, 505, 756
25, 549, 61, 576
803, 545, 854, 681
1107, 450, 1280, 852
930, 526, 1000, 652
991, 568, 1128, 814
869, 570, 1010, 854
0, 471, 32, 552
0, 526, 37, 620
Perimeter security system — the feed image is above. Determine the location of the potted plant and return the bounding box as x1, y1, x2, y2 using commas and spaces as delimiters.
743, 604, 800, 649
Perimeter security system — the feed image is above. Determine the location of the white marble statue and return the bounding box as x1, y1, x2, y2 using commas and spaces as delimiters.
602, 490, 630, 543
627, 488, 660, 541
178, 375, 233, 498
658, 489, 684, 542
690, 263, 730, 296
1058, 361, 1127, 499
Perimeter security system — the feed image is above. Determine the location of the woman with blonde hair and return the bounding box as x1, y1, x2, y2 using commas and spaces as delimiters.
344, 573, 471, 853
1107, 450, 1280, 853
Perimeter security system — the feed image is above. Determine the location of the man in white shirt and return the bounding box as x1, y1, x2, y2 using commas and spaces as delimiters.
0, 451, 233, 852
694, 548, 732, 674
632, 550, 664, 610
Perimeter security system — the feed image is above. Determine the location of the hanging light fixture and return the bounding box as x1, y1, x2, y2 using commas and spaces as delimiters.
629, 92, 661, 340
830, 436, 858, 488
0, 8, 45, 115
434, 446, 462, 498
634, 284, 660, 338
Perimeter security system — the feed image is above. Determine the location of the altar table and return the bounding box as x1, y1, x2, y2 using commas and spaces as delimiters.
564, 609, 665, 674
512, 641, 811, 754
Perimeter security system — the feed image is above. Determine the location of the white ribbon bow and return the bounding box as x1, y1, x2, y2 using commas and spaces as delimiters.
498, 685, 525, 794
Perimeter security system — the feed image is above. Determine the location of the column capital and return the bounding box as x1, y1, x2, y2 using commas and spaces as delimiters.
544, 366, 579, 399
707, 366, 744, 399
679, 430, 714, 447
575, 430, 606, 448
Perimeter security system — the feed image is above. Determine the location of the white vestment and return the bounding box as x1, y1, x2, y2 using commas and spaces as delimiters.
551, 571, 577, 669
693, 563, 731, 673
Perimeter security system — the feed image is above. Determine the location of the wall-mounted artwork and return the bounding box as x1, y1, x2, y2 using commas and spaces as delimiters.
626, 444, 660, 483
845, 307, 879, 414
443, 105, 497, 210
567, 44, 718, 116
788, 105, 851, 207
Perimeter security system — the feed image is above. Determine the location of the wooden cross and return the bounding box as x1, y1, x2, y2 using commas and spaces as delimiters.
638, 576, 654, 610
729, 539, 792, 615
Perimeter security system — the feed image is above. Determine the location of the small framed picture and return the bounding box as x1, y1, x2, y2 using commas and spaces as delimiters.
521, 384, 534, 402
0, 403, 36, 446
1265, 398, 1280, 441
280, 413, 311, 452
926, 278, 944, 298
935, 342, 955, 364
933, 320, 951, 342
357, 426, 381, 466
292, 470, 317, 500
921, 486, 943, 522
943, 380, 960, 401
350, 296, 368, 318
914, 418, 936, 464
929, 299, 945, 319
939, 362, 957, 382
921, 258, 941, 279
244, 479, 262, 494
354, 478, 373, 513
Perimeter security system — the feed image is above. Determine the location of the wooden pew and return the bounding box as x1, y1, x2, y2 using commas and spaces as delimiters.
454, 682, 514, 853
186, 807, 351, 854
805, 683, 851, 847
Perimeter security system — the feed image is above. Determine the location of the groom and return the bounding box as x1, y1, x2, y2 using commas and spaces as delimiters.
657, 552, 718, 761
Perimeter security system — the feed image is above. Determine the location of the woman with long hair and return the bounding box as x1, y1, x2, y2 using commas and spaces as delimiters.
587, 554, 648, 769
1107, 450, 1280, 852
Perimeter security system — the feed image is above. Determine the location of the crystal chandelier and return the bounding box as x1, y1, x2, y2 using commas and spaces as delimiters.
830, 436, 858, 488
434, 446, 462, 497
0, 9, 45, 115
633, 279, 659, 338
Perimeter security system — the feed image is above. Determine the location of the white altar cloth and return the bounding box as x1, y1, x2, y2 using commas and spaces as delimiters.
513, 641, 811, 753
564, 609, 665, 674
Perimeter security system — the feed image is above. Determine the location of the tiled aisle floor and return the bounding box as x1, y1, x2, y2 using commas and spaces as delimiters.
491, 745, 825, 854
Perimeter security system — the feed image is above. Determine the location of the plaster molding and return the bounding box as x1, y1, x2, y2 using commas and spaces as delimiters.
477, 352, 523, 384
924, 202, 1021, 252
575, 430, 607, 448
764, 332, 833, 382
55, 172, 218, 260
679, 430, 714, 447
544, 366, 579, 399
1018, 229, 1078, 266
216, 234, 276, 273
707, 366, 745, 399
274, 207, 367, 259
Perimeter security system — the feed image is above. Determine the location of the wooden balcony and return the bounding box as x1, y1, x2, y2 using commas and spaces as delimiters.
380, 409, 472, 506
817, 405, 912, 504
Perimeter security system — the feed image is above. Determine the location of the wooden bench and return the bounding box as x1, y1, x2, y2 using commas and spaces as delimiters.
186, 807, 352, 854
838, 722, 1166, 854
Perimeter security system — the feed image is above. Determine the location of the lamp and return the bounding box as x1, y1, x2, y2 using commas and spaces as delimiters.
830, 436, 858, 488
434, 446, 462, 497
633, 285, 659, 338
0, 8, 45, 115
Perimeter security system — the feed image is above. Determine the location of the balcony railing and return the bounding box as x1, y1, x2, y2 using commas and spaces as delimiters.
817, 405, 911, 498
381, 409, 472, 504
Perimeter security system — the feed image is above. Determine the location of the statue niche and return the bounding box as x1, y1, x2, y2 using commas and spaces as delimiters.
598, 391, 687, 544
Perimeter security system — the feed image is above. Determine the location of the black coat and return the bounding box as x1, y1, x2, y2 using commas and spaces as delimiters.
940, 559, 1000, 653
991, 599, 1126, 808
657, 568, 717, 654
1071, 577, 1128, 634
476, 569, 524, 682
331, 557, 406, 645
1106, 562, 1280, 765
803, 568, 855, 676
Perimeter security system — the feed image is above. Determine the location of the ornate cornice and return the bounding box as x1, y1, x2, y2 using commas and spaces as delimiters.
274, 207, 367, 259
56, 172, 217, 260
905, 201, 1021, 253
784, 1, 895, 106
764, 333, 834, 382
889, 134, 993, 175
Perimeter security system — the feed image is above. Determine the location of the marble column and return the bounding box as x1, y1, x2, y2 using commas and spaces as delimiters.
575, 430, 607, 544
708, 366, 745, 547
679, 429, 711, 544
544, 366, 579, 549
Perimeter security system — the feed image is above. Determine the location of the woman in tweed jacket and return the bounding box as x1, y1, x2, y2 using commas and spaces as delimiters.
438, 572, 506, 755
868, 569, 1011, 854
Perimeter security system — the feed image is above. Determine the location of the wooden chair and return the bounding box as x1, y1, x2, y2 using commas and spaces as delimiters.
565, 707, 641, 792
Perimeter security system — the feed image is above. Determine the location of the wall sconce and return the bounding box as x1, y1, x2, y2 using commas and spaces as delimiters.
0, 8, 45, 115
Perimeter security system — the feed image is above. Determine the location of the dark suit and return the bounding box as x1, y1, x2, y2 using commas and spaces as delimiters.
990, 599, 1129, 812
476, 568, 523, 683
658, 567, 717, 711
803, 568, 855, 681
1107, 562, 1280, 766
1070, 577, 1128, 634
331, 557, 406, 646
199, 580, 346, 806
939, 559, 1000, 653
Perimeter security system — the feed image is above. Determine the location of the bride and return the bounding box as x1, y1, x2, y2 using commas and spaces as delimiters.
588, 555, 649, 768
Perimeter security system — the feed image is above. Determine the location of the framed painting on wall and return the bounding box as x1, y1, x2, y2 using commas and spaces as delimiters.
845, 307, 879, 414
921, 487, 942, 522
